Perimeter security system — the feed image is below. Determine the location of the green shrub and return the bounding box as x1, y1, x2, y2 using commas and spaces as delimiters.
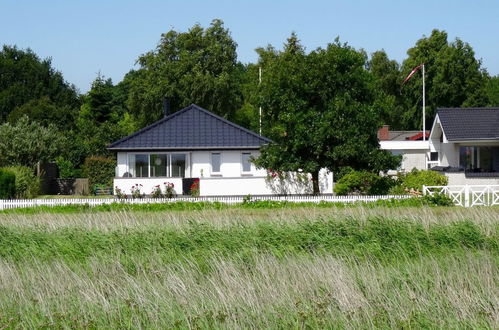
55, 156, 83, 179
2, 166, 40, 198
334, 170, 396, 195
0, 169, 16, 199
83, 156, 116, 187
422, 193, 454, 206
398, 169, 448, 193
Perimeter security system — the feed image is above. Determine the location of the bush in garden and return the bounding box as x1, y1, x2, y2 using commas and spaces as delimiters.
190, 179, 200, 197
3, 166, 40, 198
83, 156, 116, 186
151, 185, 163, 198
334, 170, 396, 195
0, 169, 16, 199
394, 169, 448, 193
164, 182, 176, 198
55, 156, 83, 178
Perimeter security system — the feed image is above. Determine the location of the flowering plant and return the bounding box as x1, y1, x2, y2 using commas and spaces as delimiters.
190, 179, 200, 197
130, 184, 143, 199
115, 186, 127, 199
163, 182, 176, 198
151, 185, 163, 198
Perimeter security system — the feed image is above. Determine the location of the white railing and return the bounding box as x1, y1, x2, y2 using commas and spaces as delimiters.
0, 195, 412, 211
423, 185, 499, 207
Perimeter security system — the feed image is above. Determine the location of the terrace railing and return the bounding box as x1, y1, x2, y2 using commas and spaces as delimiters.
423, 184, 499, 207
0, 194, 411, 211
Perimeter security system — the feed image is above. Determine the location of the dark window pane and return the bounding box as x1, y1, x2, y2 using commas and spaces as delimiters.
430, 152, 438, 161
171, 154, 186, 177
150, 154, 168, 177
129, 154, 149, 177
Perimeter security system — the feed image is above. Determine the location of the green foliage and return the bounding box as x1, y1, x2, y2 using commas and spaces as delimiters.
398, 169, 448, 192
0, 116, 68, 168
2, 166, 40, 198
83, 156, 115, 187
422, 193, 454, 206
128, 19, 243, 126
0, 169, 15, 199
0, 45, 80, 123
373, 30, 490, 130
254, 34, 399, 193
334, 170, 396, 195
55, 156, 82, 179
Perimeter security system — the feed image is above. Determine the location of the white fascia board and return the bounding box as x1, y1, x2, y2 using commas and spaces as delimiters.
379, 140, 430, 150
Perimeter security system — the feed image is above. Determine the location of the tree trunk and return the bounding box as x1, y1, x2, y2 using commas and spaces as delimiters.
311, 170, 320, 195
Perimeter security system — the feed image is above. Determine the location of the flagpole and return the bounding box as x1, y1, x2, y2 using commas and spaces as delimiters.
422, 64, 425, 141
259, 66, 262, 136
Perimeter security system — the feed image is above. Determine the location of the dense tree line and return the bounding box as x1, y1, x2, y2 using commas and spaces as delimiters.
0, 20, 497, 182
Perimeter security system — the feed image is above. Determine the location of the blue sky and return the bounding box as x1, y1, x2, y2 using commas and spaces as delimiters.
2, 0, 498, 93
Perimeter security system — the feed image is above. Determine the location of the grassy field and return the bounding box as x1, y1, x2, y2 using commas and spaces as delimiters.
0, 205, 497, 328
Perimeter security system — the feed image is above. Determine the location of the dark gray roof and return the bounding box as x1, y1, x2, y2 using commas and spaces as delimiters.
437, 107, 499, 141
108, 104, 271, 151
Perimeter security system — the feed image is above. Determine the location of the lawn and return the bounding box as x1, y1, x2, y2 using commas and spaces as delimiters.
0, 205, 497, 328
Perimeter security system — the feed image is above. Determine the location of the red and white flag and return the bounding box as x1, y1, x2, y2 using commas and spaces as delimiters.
401, 64, 423, 86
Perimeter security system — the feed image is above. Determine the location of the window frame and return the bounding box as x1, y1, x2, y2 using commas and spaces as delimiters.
241, 152, 253, 175
126, 152, 188, 178
210, 152, 222, 176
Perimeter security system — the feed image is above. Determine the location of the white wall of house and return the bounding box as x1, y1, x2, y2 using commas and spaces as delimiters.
199, 169, 333, 196
379, 141, 429, 171
445, 173, 499, 185
113, 150, 333, 195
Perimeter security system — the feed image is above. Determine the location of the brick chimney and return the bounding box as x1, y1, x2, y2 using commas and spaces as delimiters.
378, 125, 390, 141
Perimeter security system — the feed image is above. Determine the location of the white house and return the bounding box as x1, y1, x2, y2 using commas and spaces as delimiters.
380, 107, 499, 185
108, 104, 333, 196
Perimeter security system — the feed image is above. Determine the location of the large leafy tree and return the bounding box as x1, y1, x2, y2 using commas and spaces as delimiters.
254, 34, 399, 194
0, 116, 67, 168
399, 30, 489, 129
0, 45, 80, 124
128, 19, 243, 126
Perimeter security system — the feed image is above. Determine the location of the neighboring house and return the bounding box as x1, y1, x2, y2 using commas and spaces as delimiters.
380, 107, 499, 185
378, 125, 431, 173
108, 104, 333, 196
429, 107, 499, 185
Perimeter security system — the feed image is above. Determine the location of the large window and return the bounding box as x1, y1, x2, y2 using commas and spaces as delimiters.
171, 154, 186, 177
459, 146, 499, 172
150, 154, 168, 177
242, 152, 252, 173
128, 154, 149, 177
127, 153, 187, 178
211, 153, 221, 174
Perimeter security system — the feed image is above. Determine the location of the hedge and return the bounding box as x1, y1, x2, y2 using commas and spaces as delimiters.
0, 169, 16, 199
83, 156, 116, 187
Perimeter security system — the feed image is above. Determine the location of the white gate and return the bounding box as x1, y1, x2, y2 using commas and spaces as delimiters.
423, 185, 499, 207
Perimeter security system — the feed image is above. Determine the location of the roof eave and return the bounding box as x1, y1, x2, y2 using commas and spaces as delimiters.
107, 145, 265, 151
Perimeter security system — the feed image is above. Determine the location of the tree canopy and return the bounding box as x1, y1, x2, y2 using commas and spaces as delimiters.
254, 34, 400, 193
127, 19, 243, 127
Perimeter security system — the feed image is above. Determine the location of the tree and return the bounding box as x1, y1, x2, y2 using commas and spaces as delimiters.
0, 45, 80, 123
127, 19, 243, 126
0, 116, 67, 168
254, 34, 399, 194
399, 30, 489, 129
485, 75, 499, 106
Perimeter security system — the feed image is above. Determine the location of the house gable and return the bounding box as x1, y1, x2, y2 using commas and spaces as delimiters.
108, 104, 271, 151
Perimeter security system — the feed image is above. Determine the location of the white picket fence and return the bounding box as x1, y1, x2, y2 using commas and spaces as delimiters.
423, 185, 499, 207
0, 195, 412, 211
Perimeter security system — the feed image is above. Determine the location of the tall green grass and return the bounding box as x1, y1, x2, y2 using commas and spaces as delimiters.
0, 207, 497, 328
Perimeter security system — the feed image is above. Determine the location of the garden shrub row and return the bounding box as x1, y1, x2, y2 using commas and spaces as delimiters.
0, 166, 41, 199
334, 168, 449, 196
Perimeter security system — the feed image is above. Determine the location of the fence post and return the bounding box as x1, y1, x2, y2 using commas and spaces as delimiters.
422, 185, 427, 196
464, 185, 470, 208
0, 199, 3, 211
